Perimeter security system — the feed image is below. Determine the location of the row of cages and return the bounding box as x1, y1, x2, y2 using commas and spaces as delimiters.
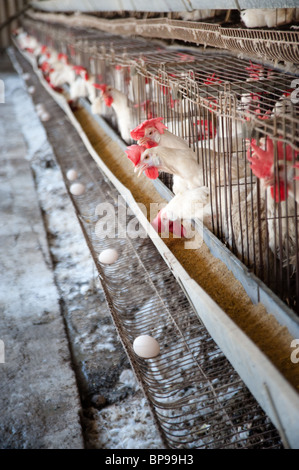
20, 18, 299, 314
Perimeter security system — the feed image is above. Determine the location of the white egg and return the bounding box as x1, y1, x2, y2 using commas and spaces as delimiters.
98, 248, 118, 265
70, 182, 85, 196
41, 112, 50, 121
133, 335, 160, 359
28, 86, 35, 94
36, 108, 45, 117
66, 169, 78, 181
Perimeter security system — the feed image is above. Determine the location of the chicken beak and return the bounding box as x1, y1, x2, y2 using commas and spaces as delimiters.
134, 162, 147, 177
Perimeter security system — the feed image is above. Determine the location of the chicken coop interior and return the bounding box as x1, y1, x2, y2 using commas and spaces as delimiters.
1, 0, 299, 450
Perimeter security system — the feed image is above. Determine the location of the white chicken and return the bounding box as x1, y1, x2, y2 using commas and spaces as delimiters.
271, 93, 294, 118
131, 117, 190, 150
50, 65, 75, 88
49, 54, 76, 88
177, 10, 220, 22
91, 95, 105, 116
69, 67, 96, 104
130, 117, 199, 194
281, 163, 299, 204
197, 94, 246, 154
134, 146, 204, 190
133, 142, 247, 194
247, 137, 299, 204
97, 84, 134, 143
17, 32, 38, 52
247, 137, 299, 270
241, 8, 296, 28
151, 172, 273, 271
151, 186, 211, 238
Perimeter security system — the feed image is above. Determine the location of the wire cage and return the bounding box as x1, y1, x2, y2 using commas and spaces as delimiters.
20, 16, 299, 315
14, 15, 299, 448
117, 51, 299, 313
16, 55, 283, 448
125, 55, 299, 314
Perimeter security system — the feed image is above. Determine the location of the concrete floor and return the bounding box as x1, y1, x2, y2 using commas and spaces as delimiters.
0, 50, 163, 449
0, 51, 84, 449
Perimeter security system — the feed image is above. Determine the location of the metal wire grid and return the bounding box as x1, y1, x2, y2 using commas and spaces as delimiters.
131, 59, 299, 313
20, 20, 299, 313
25, 18, 297, 117
133, 18, 299, 64
24, 8, 299, 64
36, 87, 283, 449
138, 59, 298, 120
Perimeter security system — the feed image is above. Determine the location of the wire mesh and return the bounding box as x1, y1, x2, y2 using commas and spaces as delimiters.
36, 83, 283, 449
20, 17, 299, 315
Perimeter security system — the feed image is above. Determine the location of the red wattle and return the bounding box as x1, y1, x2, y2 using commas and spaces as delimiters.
104, 95, 113, 107
145, 167, 159, 179
270, 182, 288, 202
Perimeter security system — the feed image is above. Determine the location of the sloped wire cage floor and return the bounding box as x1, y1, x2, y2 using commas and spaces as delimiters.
12, 48, 285, 449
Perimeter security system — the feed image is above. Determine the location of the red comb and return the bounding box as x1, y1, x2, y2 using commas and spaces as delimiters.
204, 73, 221, 85
125, 145, 146, 166
247, 138, 298, 201
130, 117, 167, 140
247, 138, 295, 178
73, 65, 87, 75
93, 83, 107, 92
93, 83, 107, 93
58, 52, 66, 60
245, 60, 265, 80
247, 137, 274, 179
